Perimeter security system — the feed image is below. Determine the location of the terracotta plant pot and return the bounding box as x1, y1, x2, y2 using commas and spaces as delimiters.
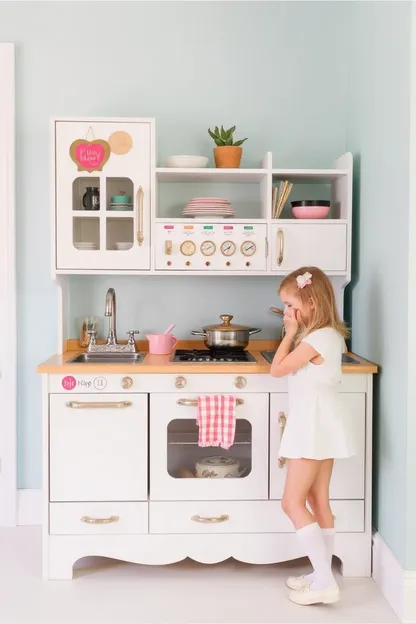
214, 146, 242, 169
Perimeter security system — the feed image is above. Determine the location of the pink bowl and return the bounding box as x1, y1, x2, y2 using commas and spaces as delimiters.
292, 205, 330, 219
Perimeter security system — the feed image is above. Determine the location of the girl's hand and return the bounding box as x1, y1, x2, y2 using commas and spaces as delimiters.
283, 309, 299, 338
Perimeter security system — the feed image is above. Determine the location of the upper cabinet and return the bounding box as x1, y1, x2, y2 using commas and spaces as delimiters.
52, 118, 352, 278
54, 118, 154, 273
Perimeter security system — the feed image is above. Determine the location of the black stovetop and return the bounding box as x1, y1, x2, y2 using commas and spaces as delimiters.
172, 349, 257, 363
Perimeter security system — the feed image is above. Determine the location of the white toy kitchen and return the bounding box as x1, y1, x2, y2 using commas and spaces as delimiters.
37, 117, 377, 580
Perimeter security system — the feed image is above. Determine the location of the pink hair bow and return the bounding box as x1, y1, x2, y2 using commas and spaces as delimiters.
296, 271, 312, 289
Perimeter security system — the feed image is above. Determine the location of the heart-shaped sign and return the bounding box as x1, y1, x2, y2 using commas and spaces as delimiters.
69, 139, 111, 173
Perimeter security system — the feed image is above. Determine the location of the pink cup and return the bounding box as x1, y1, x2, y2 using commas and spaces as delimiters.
147, 333, 178, 355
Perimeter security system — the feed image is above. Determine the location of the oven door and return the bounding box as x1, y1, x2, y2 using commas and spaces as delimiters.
150, 393, 269, 501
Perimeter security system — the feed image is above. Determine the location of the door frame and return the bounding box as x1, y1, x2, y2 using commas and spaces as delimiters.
0, 43, 17, 526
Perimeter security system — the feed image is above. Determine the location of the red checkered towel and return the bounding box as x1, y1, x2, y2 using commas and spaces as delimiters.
196, 395, 237, 450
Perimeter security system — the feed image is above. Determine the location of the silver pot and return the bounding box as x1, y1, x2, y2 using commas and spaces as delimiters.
191, 315, 261, 349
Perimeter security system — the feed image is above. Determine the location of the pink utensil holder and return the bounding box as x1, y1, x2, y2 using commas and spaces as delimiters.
147, 333, 178, 355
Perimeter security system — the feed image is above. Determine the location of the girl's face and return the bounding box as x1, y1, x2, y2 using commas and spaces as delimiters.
280, 288, 312, 323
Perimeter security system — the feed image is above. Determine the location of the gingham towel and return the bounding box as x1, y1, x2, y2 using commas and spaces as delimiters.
196, 395, 237, 450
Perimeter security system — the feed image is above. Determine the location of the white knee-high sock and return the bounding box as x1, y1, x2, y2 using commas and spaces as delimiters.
322, 527, 335, 565
297, 523, 335, 590
304, 526, 335, 581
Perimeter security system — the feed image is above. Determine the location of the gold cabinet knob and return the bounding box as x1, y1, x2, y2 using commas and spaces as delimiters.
175, 376, 187, 389
121, 376, 133, 390
235, 376, 247, 389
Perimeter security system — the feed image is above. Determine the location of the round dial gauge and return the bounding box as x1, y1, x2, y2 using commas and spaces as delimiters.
241, 240, 257, 257
200, 240, 216, 256
220, 240, 236, 257
180, 240, 196, 256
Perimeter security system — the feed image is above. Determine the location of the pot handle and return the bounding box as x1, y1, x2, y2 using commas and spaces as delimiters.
248, 328, 261, 336
190, 330, 207, 337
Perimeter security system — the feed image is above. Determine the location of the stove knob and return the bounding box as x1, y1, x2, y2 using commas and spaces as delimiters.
175, 376, 187, 389
121, 376, 133, 390
235, 376, 247, 389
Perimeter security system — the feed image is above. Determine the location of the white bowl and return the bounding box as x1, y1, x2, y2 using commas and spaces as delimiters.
165, 155, 209, 168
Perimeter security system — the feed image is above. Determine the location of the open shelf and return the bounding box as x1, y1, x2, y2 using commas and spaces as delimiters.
272, 169, 348, 183
156, 168, 268, 183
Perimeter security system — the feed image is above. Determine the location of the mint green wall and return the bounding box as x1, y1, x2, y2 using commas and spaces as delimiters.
346, 1, 412, 566
0, 1, 348, 489
405, 3, 416, 572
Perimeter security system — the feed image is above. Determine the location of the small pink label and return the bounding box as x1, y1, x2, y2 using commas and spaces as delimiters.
62, 375, 76, 391
164, 225, 174, 230
224, 225, 234, 230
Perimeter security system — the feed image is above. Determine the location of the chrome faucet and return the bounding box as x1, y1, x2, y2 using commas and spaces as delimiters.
87, 287, 139, 354
105, 288, 117, 345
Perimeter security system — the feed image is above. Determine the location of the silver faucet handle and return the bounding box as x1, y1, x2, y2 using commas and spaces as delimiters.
87, 330, 97, 349
126, 330, 140, 345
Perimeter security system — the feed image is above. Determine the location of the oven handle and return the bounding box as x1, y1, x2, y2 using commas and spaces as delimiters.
176, 398, 244, 407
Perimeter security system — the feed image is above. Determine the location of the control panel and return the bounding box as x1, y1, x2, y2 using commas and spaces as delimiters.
154, 223, 267, 271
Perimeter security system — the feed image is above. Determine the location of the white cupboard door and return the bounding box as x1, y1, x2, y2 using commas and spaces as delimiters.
270, 224, 347, 272
49, 393, 148, 502
150, 393, 269, 501
269, 393, 365, 500
55, 119, 152, 271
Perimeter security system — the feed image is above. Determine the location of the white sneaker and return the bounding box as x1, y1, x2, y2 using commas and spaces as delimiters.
289, 582, 340, 605
286, 574, 312, 590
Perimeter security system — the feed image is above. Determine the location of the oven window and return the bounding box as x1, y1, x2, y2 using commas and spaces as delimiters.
166, 419, 252, 479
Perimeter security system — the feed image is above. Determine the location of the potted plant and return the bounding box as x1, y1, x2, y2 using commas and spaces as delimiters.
208, 125, 247, 169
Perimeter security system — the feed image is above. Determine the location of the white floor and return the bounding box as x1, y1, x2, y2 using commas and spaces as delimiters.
0, 527, 398, 624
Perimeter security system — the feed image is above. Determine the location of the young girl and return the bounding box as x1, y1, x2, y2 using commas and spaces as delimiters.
270, 267, 354, 606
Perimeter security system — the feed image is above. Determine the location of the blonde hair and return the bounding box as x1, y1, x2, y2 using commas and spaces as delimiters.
279, 266, 349, 341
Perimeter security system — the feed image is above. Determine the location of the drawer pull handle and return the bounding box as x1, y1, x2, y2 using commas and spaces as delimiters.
177, 398, 244, 407
191, 514, 229, 524
81, 515, 120, 525
66, 401, 132, 409
277, 228, 284, 266
278, 411, 287, 468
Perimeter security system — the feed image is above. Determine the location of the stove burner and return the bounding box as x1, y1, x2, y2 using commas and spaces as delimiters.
173, 349, 257, 363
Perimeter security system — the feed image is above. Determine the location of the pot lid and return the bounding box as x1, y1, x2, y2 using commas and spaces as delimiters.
202, 315, 254, 332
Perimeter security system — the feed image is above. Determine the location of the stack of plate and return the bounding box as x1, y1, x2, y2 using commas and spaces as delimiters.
74, 242, 98, 251
109, 202, 133, 211
183, 197, 235, 219
114, 242, 132, 251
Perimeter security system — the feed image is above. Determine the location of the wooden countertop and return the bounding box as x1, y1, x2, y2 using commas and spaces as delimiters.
36, 340, 378, 375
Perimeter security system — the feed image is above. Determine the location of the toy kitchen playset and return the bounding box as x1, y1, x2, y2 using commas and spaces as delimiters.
37, 117, 377, 580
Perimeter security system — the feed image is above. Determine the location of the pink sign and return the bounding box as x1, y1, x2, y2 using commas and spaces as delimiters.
69, 139, 111, 173
62, 375, 76, 391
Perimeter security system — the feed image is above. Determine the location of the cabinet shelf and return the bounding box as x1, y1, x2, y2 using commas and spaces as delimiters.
272, 169, 348, 183
156, 168, 268, 184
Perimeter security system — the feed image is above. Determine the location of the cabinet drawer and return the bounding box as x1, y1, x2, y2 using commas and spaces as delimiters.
50, 502, 148, 535
49, 393, 148, 502
150, 500, 364, 534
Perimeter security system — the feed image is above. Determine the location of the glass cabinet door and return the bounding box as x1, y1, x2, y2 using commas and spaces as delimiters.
55, 120, 152, 272
150, 393, 269, 501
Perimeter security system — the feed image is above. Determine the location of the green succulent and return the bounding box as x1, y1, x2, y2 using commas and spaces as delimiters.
208, 125, 248, 147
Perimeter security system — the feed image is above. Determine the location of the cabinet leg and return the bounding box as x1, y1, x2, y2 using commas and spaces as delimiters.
335, 535, 372, 578
46, 551, 74, 580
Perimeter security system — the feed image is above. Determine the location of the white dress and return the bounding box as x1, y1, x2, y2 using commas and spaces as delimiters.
279, 327, 356, 460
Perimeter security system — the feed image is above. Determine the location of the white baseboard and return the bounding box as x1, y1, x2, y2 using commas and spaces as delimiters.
373, 531, 416, 623
17, 489, 42, 526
